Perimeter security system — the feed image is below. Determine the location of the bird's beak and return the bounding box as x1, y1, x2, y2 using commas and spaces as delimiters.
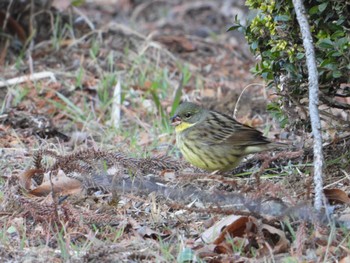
170, 115, 182, 126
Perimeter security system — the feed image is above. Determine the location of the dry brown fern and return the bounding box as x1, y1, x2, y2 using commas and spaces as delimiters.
27, 149, 184, 194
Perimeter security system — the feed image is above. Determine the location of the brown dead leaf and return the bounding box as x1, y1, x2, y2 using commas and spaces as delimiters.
214, 242, 233, 254
261, 223, 290, 254
196, 215, 249, 245
154, 35, 196, 53
0, 10, 27, 44
29, 171, 82, 196
19, 169, 44, 190
199, 215, 289, 257
324, 188, 350, 204
213, 216, 250, 245
216, 237, 249, 255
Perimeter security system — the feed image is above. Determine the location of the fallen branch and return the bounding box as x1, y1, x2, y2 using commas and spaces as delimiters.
0, 71, 56, 87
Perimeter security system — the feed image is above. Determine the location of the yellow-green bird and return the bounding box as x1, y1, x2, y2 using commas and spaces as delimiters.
171, 102, 285, 172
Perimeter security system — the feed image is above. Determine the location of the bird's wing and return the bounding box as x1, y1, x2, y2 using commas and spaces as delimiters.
197, 111, 270, 146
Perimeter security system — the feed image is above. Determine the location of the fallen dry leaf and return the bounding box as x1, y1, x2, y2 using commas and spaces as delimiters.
261, 223, 290, 254
324, 188, 350, 204
29, 170, 82, 196
19, 169, 43, 190
197, 215, 248, 245
213, 216, 250, 245
153, 35, 196, 53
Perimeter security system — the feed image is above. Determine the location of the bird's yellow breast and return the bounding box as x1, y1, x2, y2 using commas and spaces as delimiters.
175, 126, 244, 171
176, 132, 208, 170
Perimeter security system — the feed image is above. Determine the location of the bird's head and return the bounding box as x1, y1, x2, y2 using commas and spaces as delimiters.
170, 102, 205, 131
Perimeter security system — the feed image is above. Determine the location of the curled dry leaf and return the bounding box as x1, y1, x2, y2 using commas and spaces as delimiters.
214, 241, 234, 255
261, 223, 290, 254
196, 214, 289, 257
0, 10, 27, 44
213, 216, 250, 245
19, 169, 43, 190
324, 188, 350, 204
197, 215, 249, 245
29, 170, 82, 197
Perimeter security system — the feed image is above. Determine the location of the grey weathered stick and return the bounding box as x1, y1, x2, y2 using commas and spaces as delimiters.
292, 0, 324, 210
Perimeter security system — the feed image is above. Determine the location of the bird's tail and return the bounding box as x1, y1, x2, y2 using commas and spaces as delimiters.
244, 141, 289, 154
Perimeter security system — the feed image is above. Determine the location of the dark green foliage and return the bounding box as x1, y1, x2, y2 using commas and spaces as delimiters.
232, 0, 350, 129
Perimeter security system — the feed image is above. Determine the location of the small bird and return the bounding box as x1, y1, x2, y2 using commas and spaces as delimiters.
171, 102, 285, 172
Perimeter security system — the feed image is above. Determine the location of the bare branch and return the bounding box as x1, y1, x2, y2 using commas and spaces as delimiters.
292, 0, 324, 211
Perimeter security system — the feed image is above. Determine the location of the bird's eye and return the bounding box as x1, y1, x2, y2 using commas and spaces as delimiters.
184, 112, 192, 118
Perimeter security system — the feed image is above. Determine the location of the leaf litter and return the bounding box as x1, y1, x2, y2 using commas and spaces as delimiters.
0, 0, 350, 262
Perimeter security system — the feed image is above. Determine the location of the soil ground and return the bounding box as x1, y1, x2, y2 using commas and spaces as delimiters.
1, 0, 350, 262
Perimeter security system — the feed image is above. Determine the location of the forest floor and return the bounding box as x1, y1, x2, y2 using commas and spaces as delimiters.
1, 0, 350, 262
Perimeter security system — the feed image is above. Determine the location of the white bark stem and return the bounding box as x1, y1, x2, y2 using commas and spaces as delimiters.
292, 0, 324, 211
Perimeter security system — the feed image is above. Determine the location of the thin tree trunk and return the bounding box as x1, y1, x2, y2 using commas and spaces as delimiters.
292, 0, 324, 211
